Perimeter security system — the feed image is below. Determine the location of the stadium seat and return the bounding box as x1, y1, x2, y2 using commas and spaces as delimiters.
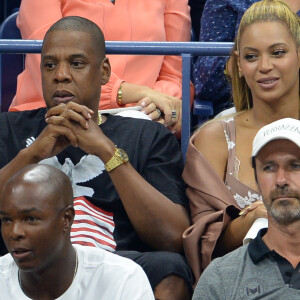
0, 11, 24, 112
193, 99, 213, 125
190, 28, 214, 126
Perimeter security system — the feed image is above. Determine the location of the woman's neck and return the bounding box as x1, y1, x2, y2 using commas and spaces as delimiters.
250, 95, 300, 127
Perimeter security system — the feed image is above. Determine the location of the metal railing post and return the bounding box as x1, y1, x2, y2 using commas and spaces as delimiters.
181, 53, 191, 160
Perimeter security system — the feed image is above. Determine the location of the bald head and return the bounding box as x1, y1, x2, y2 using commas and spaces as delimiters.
2, 164, 73, 209
0, 165, 75, 269
42, 16, 106, 62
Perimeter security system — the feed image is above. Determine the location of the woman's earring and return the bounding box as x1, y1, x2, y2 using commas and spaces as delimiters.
239, 71, 243, 78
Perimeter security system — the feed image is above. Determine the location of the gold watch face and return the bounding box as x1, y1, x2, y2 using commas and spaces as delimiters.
117, 148, 129, 162
105, 148, 129, 172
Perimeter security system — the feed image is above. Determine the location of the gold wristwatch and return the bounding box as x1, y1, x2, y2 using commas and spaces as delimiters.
105, 148, 129, 172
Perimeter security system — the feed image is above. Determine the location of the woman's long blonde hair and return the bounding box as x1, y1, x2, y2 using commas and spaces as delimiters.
231, 0, 300, 112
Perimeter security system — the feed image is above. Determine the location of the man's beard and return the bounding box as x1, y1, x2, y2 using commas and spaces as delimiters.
266, 185, 300, 225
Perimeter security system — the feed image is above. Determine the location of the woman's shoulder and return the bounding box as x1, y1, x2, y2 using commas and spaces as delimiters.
192, 120, 229, 180
193, 118, 235, 148
194, 120, 225, 142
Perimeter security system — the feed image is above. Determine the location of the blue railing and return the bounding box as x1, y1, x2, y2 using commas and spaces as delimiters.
0, 40, 234, 157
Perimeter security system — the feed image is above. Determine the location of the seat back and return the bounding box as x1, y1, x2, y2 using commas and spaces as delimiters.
0, 11, 24, 112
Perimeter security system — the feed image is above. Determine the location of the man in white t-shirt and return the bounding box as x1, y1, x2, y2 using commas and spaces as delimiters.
0, 164, 154, 299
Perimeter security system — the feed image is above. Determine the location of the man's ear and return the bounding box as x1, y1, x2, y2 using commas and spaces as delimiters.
100, 57, 111, 85
234, 50, 243, 76
62, 206, 75, 232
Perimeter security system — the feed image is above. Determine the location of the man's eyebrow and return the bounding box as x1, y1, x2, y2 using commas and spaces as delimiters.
288, 158, 300, 163
257, 159, 275, 166
263, 160, 275, 164
42, 55, 56, 61
42, 53, 87, 60
21, 207, 40, 213
0, 207, 41, 216
69, 53, 88, 59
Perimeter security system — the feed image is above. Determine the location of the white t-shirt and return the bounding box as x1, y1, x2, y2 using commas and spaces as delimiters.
0, 244, 155, 300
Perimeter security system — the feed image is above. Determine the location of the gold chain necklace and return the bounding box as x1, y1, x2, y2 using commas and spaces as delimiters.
72, 249, 79, 282
97, 111, 102, 125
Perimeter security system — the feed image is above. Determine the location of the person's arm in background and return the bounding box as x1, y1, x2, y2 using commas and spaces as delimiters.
193, 0, 237, 114
104, 0, 192, 132
153, 0, 191, 99
17, 0, 63, 39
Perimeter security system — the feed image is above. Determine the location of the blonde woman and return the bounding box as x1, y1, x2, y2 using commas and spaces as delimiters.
183, 0, 300, 281
194, 0, 299, 114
